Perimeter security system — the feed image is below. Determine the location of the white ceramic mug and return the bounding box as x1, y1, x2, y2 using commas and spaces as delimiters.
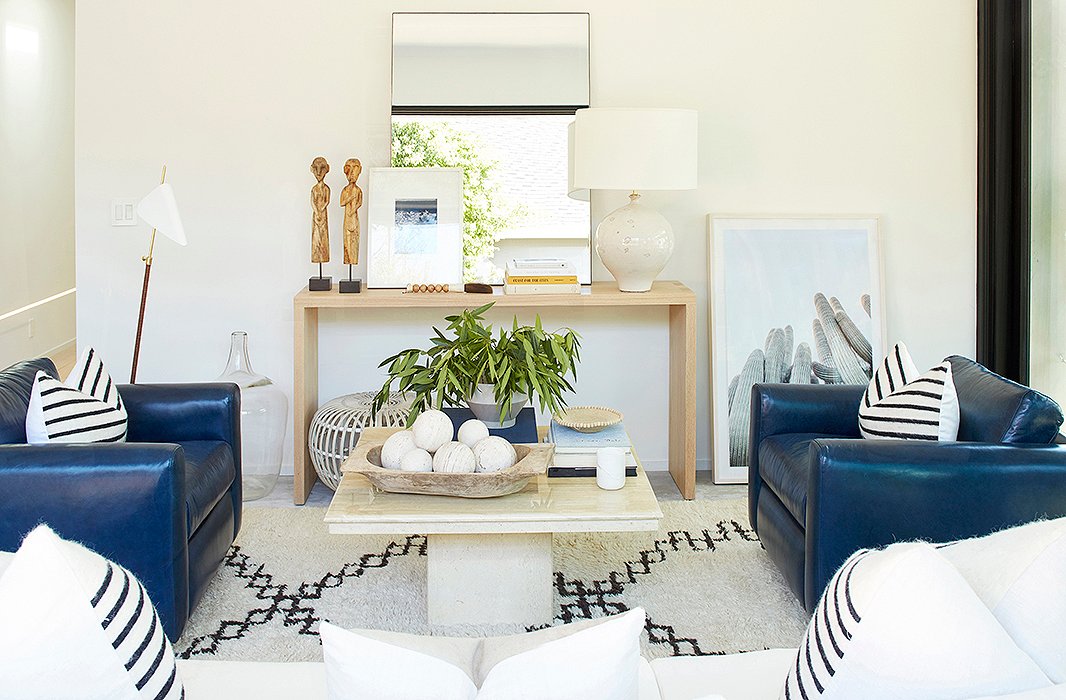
596, 447, 626, 490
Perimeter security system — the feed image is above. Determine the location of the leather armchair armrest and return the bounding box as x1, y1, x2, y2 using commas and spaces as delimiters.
748, 384, 865, 530
120, 382, 241, 447
804, 439, 1066, 612
0, 443, 189, 639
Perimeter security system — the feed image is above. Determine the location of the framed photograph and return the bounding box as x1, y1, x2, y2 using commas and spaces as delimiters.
708, 216, 885, 484
367, 167, 464, 288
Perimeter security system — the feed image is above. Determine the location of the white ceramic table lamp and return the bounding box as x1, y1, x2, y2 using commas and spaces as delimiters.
570, 108, 697, 292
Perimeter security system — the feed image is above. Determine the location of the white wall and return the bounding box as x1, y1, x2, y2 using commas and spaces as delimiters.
1, 0, 75, 368
75, 0, 977, 475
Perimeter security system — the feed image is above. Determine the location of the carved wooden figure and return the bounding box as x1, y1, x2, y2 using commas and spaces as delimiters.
340, 158, 363, 265
310, 157, 331, 263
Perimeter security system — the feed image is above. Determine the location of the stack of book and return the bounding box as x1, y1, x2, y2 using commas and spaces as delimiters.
547, 420, 637, 478
504, 258, 580, 295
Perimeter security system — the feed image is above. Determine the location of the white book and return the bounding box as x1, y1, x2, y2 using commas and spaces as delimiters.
509, 258, 570, 270
551, 452, 638, 467
504, 283, 581, 295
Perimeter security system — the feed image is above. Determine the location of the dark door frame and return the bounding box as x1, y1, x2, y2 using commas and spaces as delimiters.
977, 0, 1030, 383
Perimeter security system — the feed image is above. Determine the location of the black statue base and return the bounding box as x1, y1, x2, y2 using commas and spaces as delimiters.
308, 276, 332, 291
339, 278, 362, 294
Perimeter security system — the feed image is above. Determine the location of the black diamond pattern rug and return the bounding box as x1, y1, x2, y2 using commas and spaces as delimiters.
176, 498, 807, 661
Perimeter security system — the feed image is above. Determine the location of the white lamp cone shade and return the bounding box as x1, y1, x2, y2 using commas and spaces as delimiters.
571, 108, 698, 191
595, 197, 674, 292
567, 120, 590, 202
137, 183, 186, 246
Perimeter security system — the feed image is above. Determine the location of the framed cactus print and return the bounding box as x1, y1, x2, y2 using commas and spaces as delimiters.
708, 216, 884, 484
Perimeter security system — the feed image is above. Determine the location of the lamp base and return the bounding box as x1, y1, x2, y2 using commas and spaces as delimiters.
308, 276, 332, 291
595, 194, 674, 293
339, 278, 362, 294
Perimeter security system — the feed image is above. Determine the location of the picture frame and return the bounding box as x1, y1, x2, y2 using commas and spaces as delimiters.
367, 167, 464, 289
708, 216, 885, 484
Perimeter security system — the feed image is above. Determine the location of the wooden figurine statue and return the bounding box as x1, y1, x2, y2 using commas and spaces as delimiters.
308, 156, 332, 291
338, 158, 363, 293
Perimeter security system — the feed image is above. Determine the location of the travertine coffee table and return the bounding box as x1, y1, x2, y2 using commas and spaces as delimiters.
325, 428, 663, 627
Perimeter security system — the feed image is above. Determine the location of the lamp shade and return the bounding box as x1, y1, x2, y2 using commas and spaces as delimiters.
571, 108, 698, 192
567, 120, 590, 202
137, 183, 186, 246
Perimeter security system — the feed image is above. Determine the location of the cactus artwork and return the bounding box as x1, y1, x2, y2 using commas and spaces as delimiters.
725, 293, 874, 466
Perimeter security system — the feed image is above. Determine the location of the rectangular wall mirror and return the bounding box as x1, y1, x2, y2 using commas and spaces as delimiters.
391, 12, 592, 285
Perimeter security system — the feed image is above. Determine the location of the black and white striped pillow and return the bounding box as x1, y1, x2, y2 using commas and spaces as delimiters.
858, 343, 959, 441
25, 347, 127, 444
0, 525, 184, 698
779, 543, 1054, 699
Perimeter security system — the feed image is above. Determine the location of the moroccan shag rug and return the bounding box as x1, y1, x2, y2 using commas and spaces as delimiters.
175, 498, 808, 661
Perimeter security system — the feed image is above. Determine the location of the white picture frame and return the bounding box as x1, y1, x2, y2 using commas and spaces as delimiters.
367, 167, 464, 289
708, 216, 885, 484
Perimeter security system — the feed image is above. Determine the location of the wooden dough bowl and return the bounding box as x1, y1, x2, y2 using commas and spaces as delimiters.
345, 429, 554, 498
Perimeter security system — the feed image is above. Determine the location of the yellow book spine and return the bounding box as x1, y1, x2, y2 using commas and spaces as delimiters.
504, 275, 579, 285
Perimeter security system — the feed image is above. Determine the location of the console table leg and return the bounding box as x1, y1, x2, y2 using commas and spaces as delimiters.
669, 303, 697, 499
427, 533, 553, 627
294, 306, 319, 504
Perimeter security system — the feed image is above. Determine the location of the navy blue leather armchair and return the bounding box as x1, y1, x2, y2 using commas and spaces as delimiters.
748, 355, 1066, 613
0, 358, 242, 640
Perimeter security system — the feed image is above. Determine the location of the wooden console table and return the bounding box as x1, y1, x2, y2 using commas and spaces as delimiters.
293, 281, 697, 504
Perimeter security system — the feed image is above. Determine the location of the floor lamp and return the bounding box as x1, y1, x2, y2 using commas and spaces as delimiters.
130, 165, 186, 383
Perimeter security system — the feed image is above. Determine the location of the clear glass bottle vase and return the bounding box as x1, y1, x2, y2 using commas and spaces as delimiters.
217, 331, 288, 501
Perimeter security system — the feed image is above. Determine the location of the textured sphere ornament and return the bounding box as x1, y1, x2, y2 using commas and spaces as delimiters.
308, 391, 413, 490
398, 448, 433, 472
472, 436, 518, 473
457, 419, 490, 448
380, 430, 417, 470
431, 441, 477, 473
411, 409, 454, 452
595, 195, 674, 293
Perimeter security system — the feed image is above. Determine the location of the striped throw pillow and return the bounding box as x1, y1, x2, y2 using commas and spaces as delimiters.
858, 343, 959, 441
25, 348, 127, 444
780, 543, 1053, 699
0, 525, 184, 699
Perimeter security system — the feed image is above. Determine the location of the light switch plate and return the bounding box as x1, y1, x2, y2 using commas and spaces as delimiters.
111, 199, 137, 226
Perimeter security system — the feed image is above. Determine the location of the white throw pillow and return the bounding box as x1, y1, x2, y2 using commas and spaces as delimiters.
0, 525, 183, 699
321, 608, 645, 700
25, 347, 127, 444
859, 342, 960, 441
780, 543, 1051, 699
940, 518, 1066, 683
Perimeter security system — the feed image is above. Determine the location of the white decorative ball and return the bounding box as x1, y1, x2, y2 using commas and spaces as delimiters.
432, 441, 476, 473
380, 430, 417, 469
411, 409, 454, 453
457, 419, 490, 448
397, 448, 433, 472
472, 436, 518, 473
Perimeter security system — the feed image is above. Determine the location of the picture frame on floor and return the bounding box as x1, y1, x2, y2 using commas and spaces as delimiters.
707, 215, 885, 484
367, 167, 464, 288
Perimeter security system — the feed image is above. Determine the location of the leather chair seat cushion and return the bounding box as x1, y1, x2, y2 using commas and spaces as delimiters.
0, 359, 58, 445
181, 440, 235, 535
759, 433, 849, 526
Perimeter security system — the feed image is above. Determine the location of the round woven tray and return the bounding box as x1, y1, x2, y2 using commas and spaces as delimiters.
552, 405, 624, 433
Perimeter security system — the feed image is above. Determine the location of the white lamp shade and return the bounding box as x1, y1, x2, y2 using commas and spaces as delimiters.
571, 108, 698, 192
137, 183, 186, 246
567, 120, 590, 202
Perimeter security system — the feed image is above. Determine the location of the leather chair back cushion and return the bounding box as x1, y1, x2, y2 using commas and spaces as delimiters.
948, 356, 1064, 444
0, 359, 58, 444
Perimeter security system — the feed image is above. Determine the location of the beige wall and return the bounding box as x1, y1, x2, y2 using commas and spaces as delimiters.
0, 0, 75, 368
75, 0, 977, 474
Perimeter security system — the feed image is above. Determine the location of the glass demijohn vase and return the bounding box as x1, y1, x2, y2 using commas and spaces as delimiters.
217, 331, 288, 501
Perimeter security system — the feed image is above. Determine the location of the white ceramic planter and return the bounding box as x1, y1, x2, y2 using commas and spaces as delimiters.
466, 384, 528, 428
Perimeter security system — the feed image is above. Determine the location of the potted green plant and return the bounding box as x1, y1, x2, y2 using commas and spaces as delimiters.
371, 302, 581, 428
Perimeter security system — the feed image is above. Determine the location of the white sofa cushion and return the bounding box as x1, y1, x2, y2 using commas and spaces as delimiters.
651, 649, 796, 700
178, 660, 327, 699
321, 608, 648, 699
0, 525, 183, 699
780, 543, 1051, 699
0, 551, 13, 580
940, 517, 1066, 683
